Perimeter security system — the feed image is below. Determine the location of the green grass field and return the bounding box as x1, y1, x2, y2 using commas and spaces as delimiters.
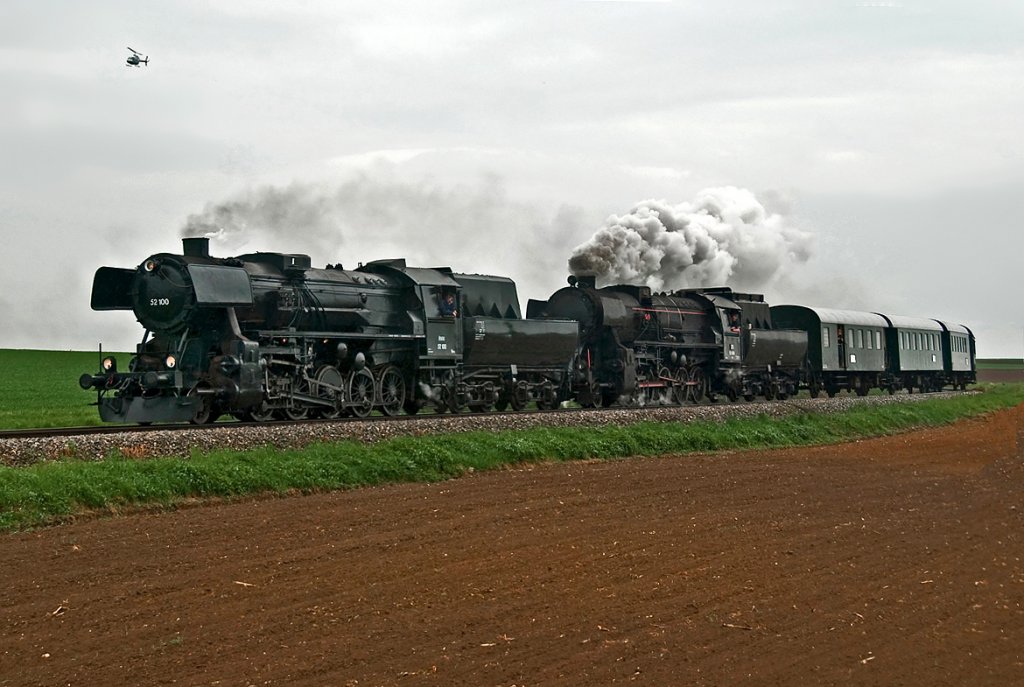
1, 381, 1022, 532
0, 349, 135, 429
977, 358, 1024, 370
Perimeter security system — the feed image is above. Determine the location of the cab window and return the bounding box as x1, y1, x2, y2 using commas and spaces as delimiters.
436, 288, 458, 318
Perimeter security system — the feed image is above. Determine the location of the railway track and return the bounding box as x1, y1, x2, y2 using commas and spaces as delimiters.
1, 392, 976, 471
0, 389, 974, 443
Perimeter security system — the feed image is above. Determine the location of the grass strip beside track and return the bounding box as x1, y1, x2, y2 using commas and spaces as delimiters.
2, 384, 1022, 532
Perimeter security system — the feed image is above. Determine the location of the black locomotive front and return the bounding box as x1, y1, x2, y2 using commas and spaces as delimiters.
80, 238, 413, 423
529, 276, 719, 406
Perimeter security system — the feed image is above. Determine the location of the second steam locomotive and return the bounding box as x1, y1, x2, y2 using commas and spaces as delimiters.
80, 238, 976, 424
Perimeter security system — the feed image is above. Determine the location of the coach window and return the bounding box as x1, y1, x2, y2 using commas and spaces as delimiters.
867, 330, 873, 349
875, 331, 882, 350
822, 327, 830, 348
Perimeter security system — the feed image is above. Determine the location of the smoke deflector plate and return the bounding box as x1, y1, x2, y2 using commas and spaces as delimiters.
187, 264, 253, 306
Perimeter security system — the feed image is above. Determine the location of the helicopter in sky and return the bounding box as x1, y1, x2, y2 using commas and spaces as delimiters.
126, 47, 149, 67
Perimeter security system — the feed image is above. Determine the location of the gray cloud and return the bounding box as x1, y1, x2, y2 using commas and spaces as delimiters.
1, 2, 1022, 356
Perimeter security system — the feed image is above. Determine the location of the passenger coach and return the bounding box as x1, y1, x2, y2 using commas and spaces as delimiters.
770, 305, 888, 397
876, 315, 944, 393
935, 320, 976, 390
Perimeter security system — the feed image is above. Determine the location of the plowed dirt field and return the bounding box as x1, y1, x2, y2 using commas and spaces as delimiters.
2, 406, 1022, 686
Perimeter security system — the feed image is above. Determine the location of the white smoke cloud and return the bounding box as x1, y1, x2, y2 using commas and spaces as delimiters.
567, 186, 814, 292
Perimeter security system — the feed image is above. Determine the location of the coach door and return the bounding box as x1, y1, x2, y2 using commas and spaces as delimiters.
836, 325, 847, 369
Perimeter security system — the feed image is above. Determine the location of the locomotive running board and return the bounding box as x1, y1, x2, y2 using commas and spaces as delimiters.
257, 330, 422, 340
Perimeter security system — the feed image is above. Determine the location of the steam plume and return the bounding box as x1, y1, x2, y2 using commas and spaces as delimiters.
567, 186, 813, 292
182, 182, 339, 244
178, 175, 557, 269
177, 175, 583, 298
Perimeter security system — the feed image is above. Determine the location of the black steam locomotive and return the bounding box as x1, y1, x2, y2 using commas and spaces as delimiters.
81, 238, 578, 423
527, 277, 807, 406
80, 238, 975, 424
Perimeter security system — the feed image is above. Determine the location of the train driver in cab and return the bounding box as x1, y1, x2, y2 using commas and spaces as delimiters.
439, 289, 459, 318
728, 311, 741, 333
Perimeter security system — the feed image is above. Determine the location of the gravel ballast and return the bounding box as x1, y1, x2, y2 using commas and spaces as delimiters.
0, 391, 973, 467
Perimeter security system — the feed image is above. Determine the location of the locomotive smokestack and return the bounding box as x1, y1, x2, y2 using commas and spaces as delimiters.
182, 237, 211, 258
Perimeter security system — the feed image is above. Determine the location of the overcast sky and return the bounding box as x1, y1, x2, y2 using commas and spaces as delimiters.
2, 0, 1021, 357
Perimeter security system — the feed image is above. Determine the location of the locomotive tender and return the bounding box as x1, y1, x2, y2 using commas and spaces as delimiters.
80, 238, 976, 424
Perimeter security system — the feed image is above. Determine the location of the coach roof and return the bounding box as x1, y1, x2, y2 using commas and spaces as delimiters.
775, 305, 889, 328
877, 314, 944, 331
933, 319, 970, 335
